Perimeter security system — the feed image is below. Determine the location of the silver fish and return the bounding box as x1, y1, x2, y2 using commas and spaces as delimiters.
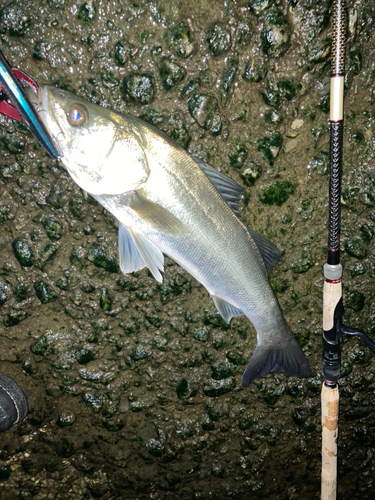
31, 85, 311, 385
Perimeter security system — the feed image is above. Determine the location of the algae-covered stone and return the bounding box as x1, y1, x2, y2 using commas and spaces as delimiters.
31, 335, 54, 356
318, 94, 330, 114
166, 20, 196, 59
259, 180, 295, 206
347, 344, 372, 366
41, 218, 63, 241
227, 348, 246, 366
260, 84, 281, 110
153, 333, 168, 350
99, 286, 112, 311
145, 314, 161, 328
114, 41, 128, 66
146, 439, 165, 457
158, 58, 186, 90
122, 73, 155, 104
241, 162, 262, 186
0, 282, 9, 305
257, 133, 283, 165
69, 196, 86, 220
220, 59, 238, 106
360, 224, 373, 243
129, 345, 148, 362
14, 282, 28, 302
46, 184, 66, 208
169, 113, 191, 149
56, 276, 69, 291
201, 415, 215, 430
288, 380, 308, 400
211, 361, 237, 380
33, 40, 50, 60
188, 94, 218, 130
309, 40, 331, 64
207, 401, 229, 421
34, 281, 58, 304
204, 310, 229, 330
176, 378, 192, 399
248, 0, 270, 15
243, 58, 268, 83
290, 248, 314, 274
77, 2, 95, 22
203, 377, 236, 397
75, 347, 95, 365
0, 203, 14, 223
229, 146, 248, 169
277, 78, 301, 101
261, 14, 290, 57
57, 410, 75, 427
344, 289, 365, 312
87, 243, 119, 273
83, 391, 103, 409
139, 107, 165, 127
257, 377, 286, 405
181, 78, 201, 98
81, 281, 95, 294
119, 319, 139, 335
12, 238, 35, 267
194, 326, 210, 342
4, 310, 27, 327
237, 19, 253, 45
345, 238, 367, 259
102, 418, 124, 432
36, 243, 58, 271
206, 22, 231, 56
210, 114, 222, 136
176, 421, 194, 439
264, 110, 283, 125
239, 413, 254, 430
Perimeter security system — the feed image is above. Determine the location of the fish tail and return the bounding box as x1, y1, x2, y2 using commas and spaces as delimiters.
241, 335, 311, 387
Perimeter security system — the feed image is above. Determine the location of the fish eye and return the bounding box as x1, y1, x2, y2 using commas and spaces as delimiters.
67, 104, 88, 126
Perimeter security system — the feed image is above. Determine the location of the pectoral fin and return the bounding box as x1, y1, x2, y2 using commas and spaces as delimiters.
118, 223, 164, 282
211, 295, 244, 323
129, 190, 188, 237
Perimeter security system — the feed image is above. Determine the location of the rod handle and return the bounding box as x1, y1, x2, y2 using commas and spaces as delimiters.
321, 383, 339, 500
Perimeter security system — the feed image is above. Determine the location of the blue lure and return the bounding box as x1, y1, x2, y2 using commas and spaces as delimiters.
0, 50, 61, 159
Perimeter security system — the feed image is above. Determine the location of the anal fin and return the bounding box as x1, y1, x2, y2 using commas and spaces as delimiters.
211, 295, 244, 323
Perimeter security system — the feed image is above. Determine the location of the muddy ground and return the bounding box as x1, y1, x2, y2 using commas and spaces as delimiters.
0, 0, 375, 499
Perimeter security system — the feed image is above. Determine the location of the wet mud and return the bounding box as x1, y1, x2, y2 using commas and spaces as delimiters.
0, 1, 375, 499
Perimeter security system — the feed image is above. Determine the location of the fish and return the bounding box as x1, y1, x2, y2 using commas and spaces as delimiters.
29, 85, 311, 386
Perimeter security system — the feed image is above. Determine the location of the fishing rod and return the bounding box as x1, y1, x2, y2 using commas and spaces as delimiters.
321, 1, 375, 499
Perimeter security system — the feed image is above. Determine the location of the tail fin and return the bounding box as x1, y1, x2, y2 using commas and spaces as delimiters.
242, 336, 311, 387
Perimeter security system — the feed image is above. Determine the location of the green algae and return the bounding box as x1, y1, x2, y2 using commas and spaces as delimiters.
259, 180, 295, 206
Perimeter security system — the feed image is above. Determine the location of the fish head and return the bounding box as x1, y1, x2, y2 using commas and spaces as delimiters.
30, 85, 150, 195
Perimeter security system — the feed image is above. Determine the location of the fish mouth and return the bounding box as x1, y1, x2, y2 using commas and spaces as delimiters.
37, 86, 68, 146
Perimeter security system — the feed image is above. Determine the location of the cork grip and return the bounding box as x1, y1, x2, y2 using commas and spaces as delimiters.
321, 384, 339, 500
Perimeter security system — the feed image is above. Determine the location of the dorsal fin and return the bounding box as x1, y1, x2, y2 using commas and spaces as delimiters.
193, 156, 243, 216
193, 155, 281, 273
248, 227, 281, 273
